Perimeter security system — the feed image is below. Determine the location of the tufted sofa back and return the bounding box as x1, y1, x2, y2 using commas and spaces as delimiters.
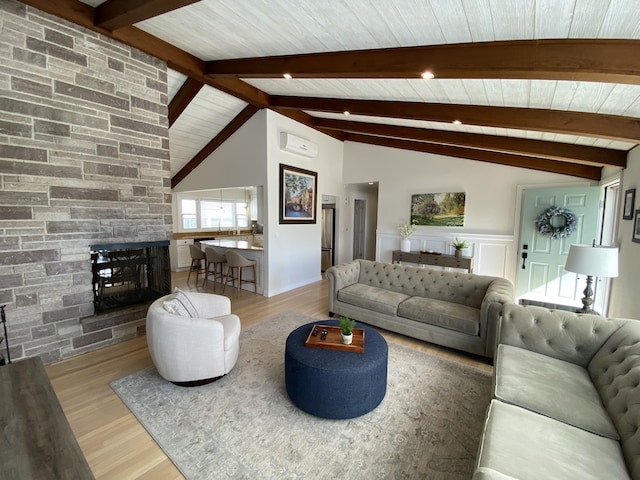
356, 259, 496, 308
589, 322, 640, 480
500, 304, 624, 367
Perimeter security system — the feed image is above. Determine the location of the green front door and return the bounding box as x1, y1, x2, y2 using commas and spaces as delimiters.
517, 186, 601, 305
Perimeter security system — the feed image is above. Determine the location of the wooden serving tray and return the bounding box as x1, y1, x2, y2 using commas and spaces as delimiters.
304, 325, 365, 353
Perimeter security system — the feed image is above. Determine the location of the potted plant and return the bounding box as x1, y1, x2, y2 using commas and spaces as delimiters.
452, 237, 468, 258
398, 222, 416, 253
339, 316, 356, 345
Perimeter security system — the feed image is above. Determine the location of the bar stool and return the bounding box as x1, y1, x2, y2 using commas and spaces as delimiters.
203, 247, 227, 290
223, 250, 257, 297
187, 244, 206, 284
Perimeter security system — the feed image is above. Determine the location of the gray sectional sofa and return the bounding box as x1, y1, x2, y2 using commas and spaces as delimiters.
474, 303, 639, 480
325, 259, 514, 358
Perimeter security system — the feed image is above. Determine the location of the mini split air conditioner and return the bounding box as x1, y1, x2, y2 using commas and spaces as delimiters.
280, 132, 318, 158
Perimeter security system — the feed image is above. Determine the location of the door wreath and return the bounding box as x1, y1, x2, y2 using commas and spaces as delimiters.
535, 206, 577, 239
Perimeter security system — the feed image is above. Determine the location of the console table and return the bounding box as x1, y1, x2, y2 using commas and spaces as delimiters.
392, 250, 474, 273
0, 357, 95, 479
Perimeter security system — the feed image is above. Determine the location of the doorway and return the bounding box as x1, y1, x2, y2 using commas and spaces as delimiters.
517, 182, 620, 315
353, 199, 366, 260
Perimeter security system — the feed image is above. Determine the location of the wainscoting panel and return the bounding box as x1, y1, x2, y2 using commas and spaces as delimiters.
376, 232, 517, 284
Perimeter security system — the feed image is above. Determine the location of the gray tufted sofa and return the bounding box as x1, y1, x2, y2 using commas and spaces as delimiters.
325, 259, 514, 358
474, 303, 640, 480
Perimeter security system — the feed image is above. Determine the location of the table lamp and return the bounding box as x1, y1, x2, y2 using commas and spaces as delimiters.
564, 244, 619, 314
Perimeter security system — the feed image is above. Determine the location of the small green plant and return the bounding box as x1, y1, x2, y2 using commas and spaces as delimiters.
452, 237, 469, 251
339, 316, 356, 335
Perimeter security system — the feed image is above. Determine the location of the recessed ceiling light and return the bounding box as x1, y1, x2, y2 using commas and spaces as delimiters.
421, 71, 435, 79
283, 73, 292, 79
343, 111, 350, 115
452, 120, 462, 125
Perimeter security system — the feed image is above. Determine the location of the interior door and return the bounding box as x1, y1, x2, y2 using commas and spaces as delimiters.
353, 199, 366, 260
517, 186, 601, 305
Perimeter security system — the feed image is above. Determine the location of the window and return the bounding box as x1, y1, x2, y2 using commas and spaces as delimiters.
178, 193, 251, 231
181, 199, 197, 229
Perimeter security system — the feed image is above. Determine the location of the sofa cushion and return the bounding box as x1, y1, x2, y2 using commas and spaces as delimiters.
495, 344, 619, 440
337, 283, 409, 315
474, 400, 630, 480
398, 296, 480, 335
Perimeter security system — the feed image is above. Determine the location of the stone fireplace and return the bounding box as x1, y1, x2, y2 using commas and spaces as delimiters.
90, 241, 171, 314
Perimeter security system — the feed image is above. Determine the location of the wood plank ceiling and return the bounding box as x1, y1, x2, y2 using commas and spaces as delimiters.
18, 0, 640, 185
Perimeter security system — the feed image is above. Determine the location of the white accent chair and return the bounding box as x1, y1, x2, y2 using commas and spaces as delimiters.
146, 291, 240, 386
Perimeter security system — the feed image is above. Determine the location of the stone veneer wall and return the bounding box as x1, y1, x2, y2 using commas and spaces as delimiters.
0, 1, 172, 363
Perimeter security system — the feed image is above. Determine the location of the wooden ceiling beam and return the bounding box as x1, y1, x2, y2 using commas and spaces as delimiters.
95, 0, 202, 31
271, 96, 640, 144
205, 39, 640, 85
345, 133, 602, 181
314, 118, 627, 167
168, 77, 204, 126
17, 0, 269, 108
172, 105, 259, 188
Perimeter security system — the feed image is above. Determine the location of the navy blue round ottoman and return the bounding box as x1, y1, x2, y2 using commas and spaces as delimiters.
285, 320, 388, 419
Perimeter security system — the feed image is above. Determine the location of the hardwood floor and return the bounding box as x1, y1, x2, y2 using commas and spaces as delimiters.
45, 271, 492, 479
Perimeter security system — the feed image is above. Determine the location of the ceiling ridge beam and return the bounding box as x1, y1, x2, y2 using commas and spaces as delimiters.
168, 77, 204, 126
205, 39, 640, 85
17, 0, 270, 108
95, 0, 202, 31
171, 105, 259, 188
314, 118, 627, 167
345, 133, 602, 181
271, 96, 640, 144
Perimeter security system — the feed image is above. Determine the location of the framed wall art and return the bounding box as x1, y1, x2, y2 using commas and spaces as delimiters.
623, 188, 636, 220
633, 210, 640, 244
410, 192, 466, 226
279, 164, 317, 224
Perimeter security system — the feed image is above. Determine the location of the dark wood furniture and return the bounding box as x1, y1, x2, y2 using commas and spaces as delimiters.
392, 250, 474, 273
304, 324, 365, 353
0, 357, 95, 479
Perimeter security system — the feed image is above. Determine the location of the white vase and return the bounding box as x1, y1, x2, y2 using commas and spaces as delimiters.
400, 238, 411, 252
341, 333, 353, 345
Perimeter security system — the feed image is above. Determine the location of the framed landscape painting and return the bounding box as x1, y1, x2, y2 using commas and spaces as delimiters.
279, 164, 317, 224
410, 192, 466, 226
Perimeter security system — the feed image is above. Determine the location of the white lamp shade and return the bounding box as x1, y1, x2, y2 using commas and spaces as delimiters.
565, 244, 619, 278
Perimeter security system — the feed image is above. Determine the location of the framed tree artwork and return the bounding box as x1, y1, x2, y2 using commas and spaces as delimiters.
410, 192, 466, 226
279, 164, 317, 224
623, 188, 636, 220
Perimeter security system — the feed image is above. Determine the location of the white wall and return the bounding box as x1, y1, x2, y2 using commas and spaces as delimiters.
264, 110, 344, 296
173, 114, 634, 302
609, 146, 640, 318
173, 111, 268, 193
342, 141, 588, 283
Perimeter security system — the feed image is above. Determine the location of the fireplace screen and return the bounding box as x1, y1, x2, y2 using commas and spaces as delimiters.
90, 241, 170, 313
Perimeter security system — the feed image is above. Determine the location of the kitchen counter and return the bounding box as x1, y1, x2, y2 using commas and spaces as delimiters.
200, 239, 264, 295
201, 239, 263, 251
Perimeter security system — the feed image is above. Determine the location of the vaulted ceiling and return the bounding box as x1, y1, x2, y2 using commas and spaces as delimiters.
19, 0, 640, 185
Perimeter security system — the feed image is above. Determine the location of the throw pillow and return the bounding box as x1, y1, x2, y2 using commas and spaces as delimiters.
162, 288, 199, 317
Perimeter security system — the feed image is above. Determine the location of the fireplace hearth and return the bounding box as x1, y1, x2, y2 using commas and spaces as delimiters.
90, 241, 170, 314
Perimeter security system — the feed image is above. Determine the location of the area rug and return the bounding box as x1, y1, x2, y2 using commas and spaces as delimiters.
111, 312, 491, 479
